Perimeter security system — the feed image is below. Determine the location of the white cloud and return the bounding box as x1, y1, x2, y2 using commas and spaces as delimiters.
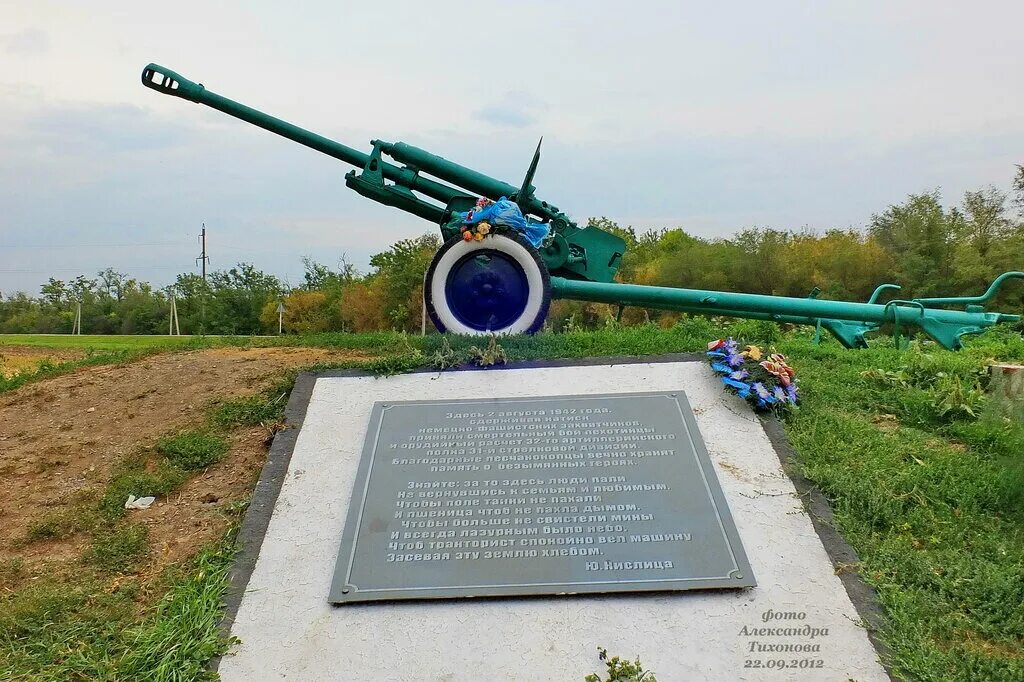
0, 0, 1022, 294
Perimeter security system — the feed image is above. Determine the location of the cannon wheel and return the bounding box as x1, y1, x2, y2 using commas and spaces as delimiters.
425, 232, 551, 335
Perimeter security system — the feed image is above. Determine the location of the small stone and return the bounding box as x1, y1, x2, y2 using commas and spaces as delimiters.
201, 493, 220, 504
86, 407, 96, 413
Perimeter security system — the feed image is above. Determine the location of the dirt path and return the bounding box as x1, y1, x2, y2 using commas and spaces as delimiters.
0, 346, 368, 574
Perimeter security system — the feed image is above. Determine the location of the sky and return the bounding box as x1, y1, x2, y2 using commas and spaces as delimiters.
1, 1, 1022, 295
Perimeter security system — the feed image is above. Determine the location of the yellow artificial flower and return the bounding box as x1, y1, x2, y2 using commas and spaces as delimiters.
477, 222, 491, 235
743, 345, 762, 361
474, 233, 484, 241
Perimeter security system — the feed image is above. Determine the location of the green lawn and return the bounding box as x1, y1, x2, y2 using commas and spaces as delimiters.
2, 322, 1024, 680
0, 335, 293, 394
0, 334, 263, 352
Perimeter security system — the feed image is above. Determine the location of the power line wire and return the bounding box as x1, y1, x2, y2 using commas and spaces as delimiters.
0, 265, 192, 273
0, 242, 187, 249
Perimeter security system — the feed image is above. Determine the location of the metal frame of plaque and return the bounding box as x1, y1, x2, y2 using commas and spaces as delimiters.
330, 391, 755, 603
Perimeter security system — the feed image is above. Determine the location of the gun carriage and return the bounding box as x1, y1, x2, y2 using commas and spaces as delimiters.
142, 64, 1022, 349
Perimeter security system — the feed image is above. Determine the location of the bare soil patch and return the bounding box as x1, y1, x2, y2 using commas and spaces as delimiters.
0, 346, 368, 580
0, 345, 85, 378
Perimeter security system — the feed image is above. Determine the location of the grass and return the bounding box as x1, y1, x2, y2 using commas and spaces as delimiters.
3, 320, 1024, 680
0, 575, 138, 680
0, 331, 422, 395
23, 506, 100, 545
85, 525, 151, 574
0, 558, 26, 589
2, 410, 245, 679
775, 333, 1024, 681
209, 376, 292, 429
0, 350, 140, 395
100, 457, 188, 521
116, 533, 238, 680
3, 320, 746, 361
0, 333, 281, 396
157, 431, 229, 471
0, 528, 237, 681
585, 647, 658, 682
2, 415, 245, 680
0, 334, 208, 352
0, 335, 229, 395
0, 336, 278, 680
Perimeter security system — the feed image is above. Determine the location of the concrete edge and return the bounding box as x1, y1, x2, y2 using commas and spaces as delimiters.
212, 353, 895, 679
211, 370, 318, 671
760, 417, 896, 681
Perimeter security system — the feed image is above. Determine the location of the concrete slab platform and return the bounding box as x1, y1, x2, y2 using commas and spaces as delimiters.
218, 359, 889, 681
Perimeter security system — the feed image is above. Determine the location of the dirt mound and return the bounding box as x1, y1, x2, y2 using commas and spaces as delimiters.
0, 346, 367, 574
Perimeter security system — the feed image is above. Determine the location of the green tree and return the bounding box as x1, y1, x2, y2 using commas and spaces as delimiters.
1012, 165, 1024, 217
204, 264, 285, 334
97, 268, 129, 301
301, 256, 357, 291
364, 233, 440, 331
869, 191, 958, 297
960, 187, 1011, 257
117, 281, 168, 334
948, 187, 1012, 294
171, 273, 212, 334
40, 278, 70, 307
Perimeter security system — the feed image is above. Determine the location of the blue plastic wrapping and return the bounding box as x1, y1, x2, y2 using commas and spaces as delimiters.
521, 220, 551, 248
459, 196, 550, 248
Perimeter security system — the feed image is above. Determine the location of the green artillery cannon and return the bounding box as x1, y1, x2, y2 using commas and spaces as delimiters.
141, 64, 1022, 349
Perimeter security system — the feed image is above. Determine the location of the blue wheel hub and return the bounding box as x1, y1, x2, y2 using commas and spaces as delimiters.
445, 251, 530, 331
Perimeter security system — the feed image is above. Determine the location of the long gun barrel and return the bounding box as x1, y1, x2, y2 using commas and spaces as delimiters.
143, 64, 466, 223
141, 65, 580, 244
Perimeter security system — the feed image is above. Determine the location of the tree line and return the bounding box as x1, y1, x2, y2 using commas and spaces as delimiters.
2, 170, 1022, 336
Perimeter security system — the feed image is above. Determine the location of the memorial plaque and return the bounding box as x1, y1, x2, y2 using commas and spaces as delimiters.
330, 391, 755, 603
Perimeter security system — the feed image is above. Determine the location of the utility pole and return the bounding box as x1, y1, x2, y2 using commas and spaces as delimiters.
169, 293, 181, 336
197, 223, 210, 332
196, 223, 209, 280
71, 301, 81, 335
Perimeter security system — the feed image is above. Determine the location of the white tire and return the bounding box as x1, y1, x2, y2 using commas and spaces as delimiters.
425, 232, 551, 335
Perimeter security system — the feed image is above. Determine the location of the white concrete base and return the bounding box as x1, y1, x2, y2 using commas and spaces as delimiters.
219, 362, 887, 681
